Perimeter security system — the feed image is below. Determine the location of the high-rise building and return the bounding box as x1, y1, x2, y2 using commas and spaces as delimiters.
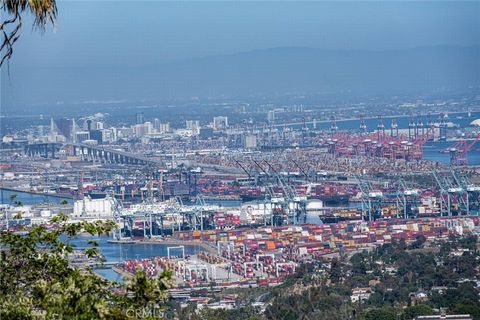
244, 134, 257, 149
159, 122, 170, 133
199, 127, 214, 139
154, 118, 161, 131
89, 130, 103, 144
74, 131, 90, 143
135, 112, 145, 125
52, 117, 74, 141
134, 122, 152, 137
213, 116, 228, 130
186, 120, 200, 135
267, 110, 275, 123
145, 122, 153, 133
116, 127, 134, 139
102, 128, 116, 143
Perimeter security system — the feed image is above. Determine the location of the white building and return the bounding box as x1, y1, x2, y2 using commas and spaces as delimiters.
134, 123, 152, 137
73, 197, 113, 218
154, 118, 161, 131
244, 134, 257, 149
350, 288, 371, 303
213, 116, 228, 130
159, 122, 171, 133
116, 127, 134, 139
186, 120, 200, 135
267, 110, 275, 122
102, 128, 117, 143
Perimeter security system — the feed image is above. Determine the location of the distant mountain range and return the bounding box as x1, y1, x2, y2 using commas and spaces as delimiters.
3, 45, 480, 110
148, 45, 480, 98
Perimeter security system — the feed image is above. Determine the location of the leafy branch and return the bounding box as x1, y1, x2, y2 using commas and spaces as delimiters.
0, 213, 173, 319
1, 0, 57, 66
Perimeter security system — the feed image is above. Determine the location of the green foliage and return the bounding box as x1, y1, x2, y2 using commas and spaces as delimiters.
197, 306, 263, 320
402, 304, 434, 320
449, 301, 480, 320
0, 212, 478, 319
263, 234, 479, 320
126, 268, 173, 309
364, 306, 396, 320
429, 282, 479, 311
1, 0, 58, 66
12, 211, 23, 219
330, 257, 343, 283
264, 275, 354, 320
457, 234, 478, 252
8, 194, 23, 207
0, 214, 172, 319
409, 235, 427, 249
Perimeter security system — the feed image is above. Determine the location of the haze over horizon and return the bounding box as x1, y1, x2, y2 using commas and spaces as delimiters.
1, 1, 479, 111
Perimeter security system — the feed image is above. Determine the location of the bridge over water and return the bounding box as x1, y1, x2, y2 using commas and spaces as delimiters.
23, 142, 242, 173
24, 142, 161, 166
69, 143, 159, 165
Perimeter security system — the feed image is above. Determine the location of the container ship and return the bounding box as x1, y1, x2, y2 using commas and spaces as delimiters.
312, 193, 350, 205
319, 208, 363, 224
239, 184, 355, 204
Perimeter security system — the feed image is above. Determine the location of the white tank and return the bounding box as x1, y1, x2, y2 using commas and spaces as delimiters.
368, 192, 383, 198
40, 210, 52, 217
306, 199, 323, 211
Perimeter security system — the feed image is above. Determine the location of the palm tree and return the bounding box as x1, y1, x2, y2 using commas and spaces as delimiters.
1, 0, 57, 66
9, 193, 17, 203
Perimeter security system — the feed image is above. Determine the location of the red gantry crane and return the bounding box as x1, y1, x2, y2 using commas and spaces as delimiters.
445, 134, 480, 166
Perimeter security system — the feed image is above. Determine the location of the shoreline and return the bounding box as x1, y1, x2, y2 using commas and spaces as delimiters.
105, 238, 218, 281
111, 265, 133, 280
0, 187, 73, 199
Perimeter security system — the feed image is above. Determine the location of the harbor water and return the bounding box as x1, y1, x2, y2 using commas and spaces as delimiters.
70, 235, 204, 282
286, 111, 480, 132
0, 188, 72, 205
423, 140, 480, 165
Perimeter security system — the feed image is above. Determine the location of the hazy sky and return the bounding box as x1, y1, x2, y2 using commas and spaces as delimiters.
2, 1, 480, 108
8, 1, 480, 67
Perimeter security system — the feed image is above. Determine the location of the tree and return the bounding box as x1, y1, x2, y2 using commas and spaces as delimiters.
458, 234, 478, 252
0, 213, 173, 319
350, 252, 367, 275
364, 306, 396, 320
1, 0, 57, 66
8, 193, 16, 202
330, 257, 342, 283
402, 304, 434, 320
60, 199, 69, 205
197, 306, 263, 320
449, 301, 480, 320
409, 235, 426, 249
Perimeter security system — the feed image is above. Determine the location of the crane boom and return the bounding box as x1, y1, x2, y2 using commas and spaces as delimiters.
234, 160, 251, 178
292, 159, 309, 181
